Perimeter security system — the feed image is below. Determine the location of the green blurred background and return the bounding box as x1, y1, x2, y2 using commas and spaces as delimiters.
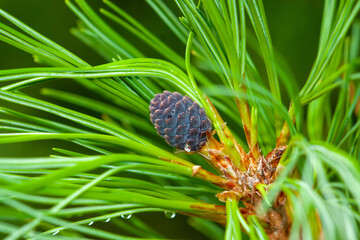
0, 0, 324, 239
0, 0, 323, 81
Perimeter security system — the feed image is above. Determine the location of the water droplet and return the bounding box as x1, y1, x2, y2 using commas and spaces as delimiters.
121, 214, 132, 219
170, 70, 173, 72
52, 230, 60, 235
184, 144, 191, 152
164, 211, 176, 219
105, 218, 111, 222
88, 221, 94, 226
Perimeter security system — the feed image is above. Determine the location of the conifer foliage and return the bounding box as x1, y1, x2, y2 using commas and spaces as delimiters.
0, 0, 359, 239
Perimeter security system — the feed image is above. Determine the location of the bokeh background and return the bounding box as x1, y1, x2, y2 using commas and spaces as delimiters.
0, 0, 324, 80
0, 0, 324, 239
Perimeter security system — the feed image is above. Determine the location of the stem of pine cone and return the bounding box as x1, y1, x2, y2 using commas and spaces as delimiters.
206, 96, 247, 171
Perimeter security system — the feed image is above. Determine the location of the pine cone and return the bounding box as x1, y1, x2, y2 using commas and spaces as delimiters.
149, 91, 211, 152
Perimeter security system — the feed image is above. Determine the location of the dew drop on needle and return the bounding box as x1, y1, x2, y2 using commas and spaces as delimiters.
121, 214, 132, 219
164, 211, 176, 219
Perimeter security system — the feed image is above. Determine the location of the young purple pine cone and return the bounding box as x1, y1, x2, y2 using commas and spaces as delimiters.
149, 91, 211, 152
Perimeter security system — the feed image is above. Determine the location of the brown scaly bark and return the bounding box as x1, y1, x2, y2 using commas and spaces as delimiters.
198, 132, 291, 239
